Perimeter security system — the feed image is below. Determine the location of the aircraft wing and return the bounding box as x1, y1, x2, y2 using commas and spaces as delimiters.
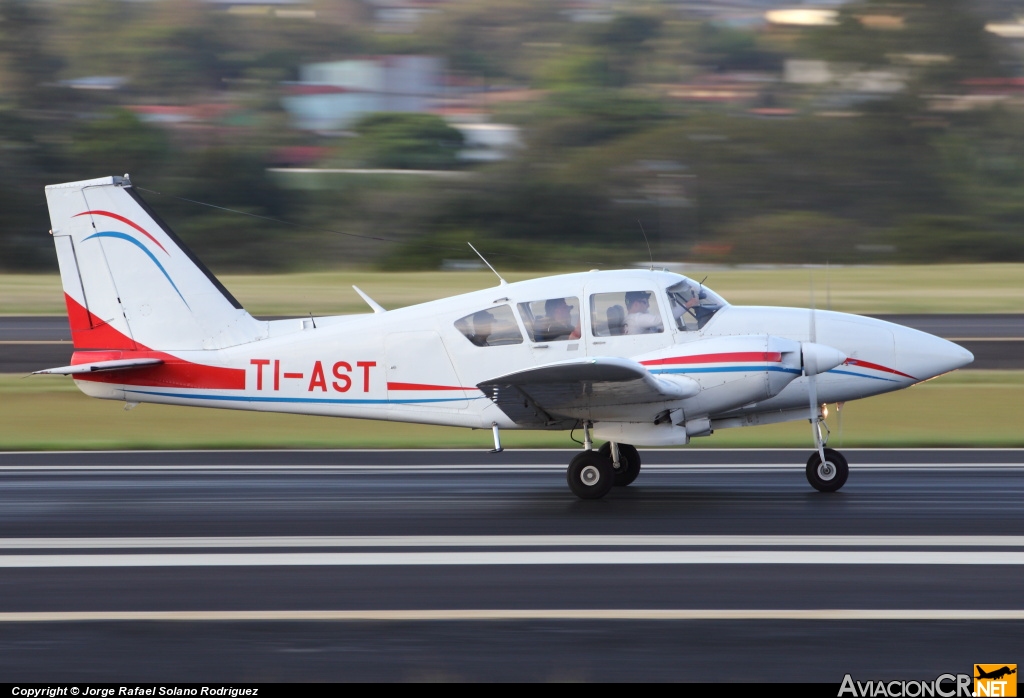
477, 356, 699, 426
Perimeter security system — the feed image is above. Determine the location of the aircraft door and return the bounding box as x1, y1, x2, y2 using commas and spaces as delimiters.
585, 288, 674, 358
385, 331, 471, 411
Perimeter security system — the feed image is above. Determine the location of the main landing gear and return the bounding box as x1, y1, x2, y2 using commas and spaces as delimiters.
805, 410, 849, 493
566, 422, 642, 500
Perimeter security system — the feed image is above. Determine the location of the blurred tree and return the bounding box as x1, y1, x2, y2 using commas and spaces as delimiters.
883, 214, 1021, 262
711, 211, 869, 264
343, 113, 465, 170
417, 0, 565, 82
519, 89, 668, 151
70, 108, 171, 176
0, 0, 64, 108
693, 22, 783, 73
120, 1, 236, 94
800, 0, 1008, 90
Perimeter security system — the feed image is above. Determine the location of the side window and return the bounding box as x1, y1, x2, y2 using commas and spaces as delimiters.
517, 296, 581, 342
591, 291, 663, 336
454, 305, 523, 347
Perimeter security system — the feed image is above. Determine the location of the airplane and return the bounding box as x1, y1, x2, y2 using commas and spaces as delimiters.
35, 175, 975, 499
976, 667, 1017, 681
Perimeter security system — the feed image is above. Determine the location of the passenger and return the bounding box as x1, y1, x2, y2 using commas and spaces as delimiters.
538, 298, 581, 341
623, 291, 664, 335
607, 304, 626, 336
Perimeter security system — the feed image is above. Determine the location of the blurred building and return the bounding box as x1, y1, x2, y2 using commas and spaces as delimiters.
281, 56, 444, 132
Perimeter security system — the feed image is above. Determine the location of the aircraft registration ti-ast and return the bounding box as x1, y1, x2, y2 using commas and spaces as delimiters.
37, 175, 974, 499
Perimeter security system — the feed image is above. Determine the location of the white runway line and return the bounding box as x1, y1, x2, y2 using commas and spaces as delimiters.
1, 609, 1023, 622
3, 535, 1024, 549
3, 550, 1024, 567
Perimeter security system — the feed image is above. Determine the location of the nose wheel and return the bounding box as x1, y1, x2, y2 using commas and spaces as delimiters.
806, 448, 849, 492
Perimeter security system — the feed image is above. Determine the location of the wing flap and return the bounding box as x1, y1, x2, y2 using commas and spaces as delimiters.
477, 357, 699, 425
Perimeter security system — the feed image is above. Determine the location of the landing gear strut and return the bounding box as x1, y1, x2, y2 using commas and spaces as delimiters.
565, 423, 642, 499
598, 442, 641, 487
806, 411, 848, 492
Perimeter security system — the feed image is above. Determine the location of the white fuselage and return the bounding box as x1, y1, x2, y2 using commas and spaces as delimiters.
71, 270, 973, 445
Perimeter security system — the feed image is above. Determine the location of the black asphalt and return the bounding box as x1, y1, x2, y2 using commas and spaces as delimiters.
1, 449, 1022, 681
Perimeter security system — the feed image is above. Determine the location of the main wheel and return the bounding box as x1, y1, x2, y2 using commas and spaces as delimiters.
806, 448, 849, 492
598, 442, 642, 487
566, 451, 614, 500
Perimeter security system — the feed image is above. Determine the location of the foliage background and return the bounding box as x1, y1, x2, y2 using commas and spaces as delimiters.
2, 0, 1023, 272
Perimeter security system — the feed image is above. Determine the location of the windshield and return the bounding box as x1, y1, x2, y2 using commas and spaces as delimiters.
666, 278, 726, 331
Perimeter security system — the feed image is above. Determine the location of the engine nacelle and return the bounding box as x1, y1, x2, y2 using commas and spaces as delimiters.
637, 334, 807, 419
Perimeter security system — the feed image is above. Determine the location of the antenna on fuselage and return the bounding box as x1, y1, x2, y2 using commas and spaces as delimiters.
468, 242, 507, 286
637, 220, 654, 270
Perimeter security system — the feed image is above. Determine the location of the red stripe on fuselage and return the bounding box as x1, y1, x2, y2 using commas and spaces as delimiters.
843, 358, 916, 380
71, 349, 246, 390
62, 298, 244, 389
74, 210, 169, 255
641, 352, 783, 367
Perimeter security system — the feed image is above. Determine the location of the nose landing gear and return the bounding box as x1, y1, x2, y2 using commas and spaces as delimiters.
806, 448, 849, 492
806, 409, 849, 492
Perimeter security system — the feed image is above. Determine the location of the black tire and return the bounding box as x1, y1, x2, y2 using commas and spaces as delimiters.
566, 451, 614, 500
806, 448, 849, 492
598, 442, 642, 487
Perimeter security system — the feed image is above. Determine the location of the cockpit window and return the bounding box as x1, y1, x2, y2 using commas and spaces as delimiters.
667, 279, 726, 331
518, 297, 581, 342
454, 305, 523, 347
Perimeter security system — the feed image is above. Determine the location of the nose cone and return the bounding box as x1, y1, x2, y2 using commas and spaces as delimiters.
895, 328, 974, 381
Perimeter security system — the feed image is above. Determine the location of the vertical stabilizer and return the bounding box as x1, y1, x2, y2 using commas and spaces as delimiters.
45, 176, 266, 351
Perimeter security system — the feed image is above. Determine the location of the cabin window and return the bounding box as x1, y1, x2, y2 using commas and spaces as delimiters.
590, 290, 664, 336
454, 305, 523, 347
517, 296, 581, 342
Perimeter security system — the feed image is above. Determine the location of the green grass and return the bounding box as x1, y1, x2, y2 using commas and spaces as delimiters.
5, 371, 1023, 450
3, 263, 1024, 316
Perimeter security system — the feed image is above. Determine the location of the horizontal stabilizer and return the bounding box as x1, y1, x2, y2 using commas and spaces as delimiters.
33, 358, 164, 375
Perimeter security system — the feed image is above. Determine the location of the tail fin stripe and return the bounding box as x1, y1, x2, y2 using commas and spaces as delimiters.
74, 210, 169, 255
83, 232, 190, 309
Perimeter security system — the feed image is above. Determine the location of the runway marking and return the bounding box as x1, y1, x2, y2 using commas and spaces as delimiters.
0, 340, 70, 344
1, 609, 1023, 622
947, 337, 1024, 342
2, 464, 1023, 473
3, 535, 1024, 549
3, 550, 1024, 567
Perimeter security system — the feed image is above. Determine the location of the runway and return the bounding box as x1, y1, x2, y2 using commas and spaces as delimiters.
1, 449, 1022, 681
1, 314, 1022, 372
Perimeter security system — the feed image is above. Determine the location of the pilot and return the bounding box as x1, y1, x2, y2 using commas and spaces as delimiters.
539, 298, 580, 341
624, 291, 664, 335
